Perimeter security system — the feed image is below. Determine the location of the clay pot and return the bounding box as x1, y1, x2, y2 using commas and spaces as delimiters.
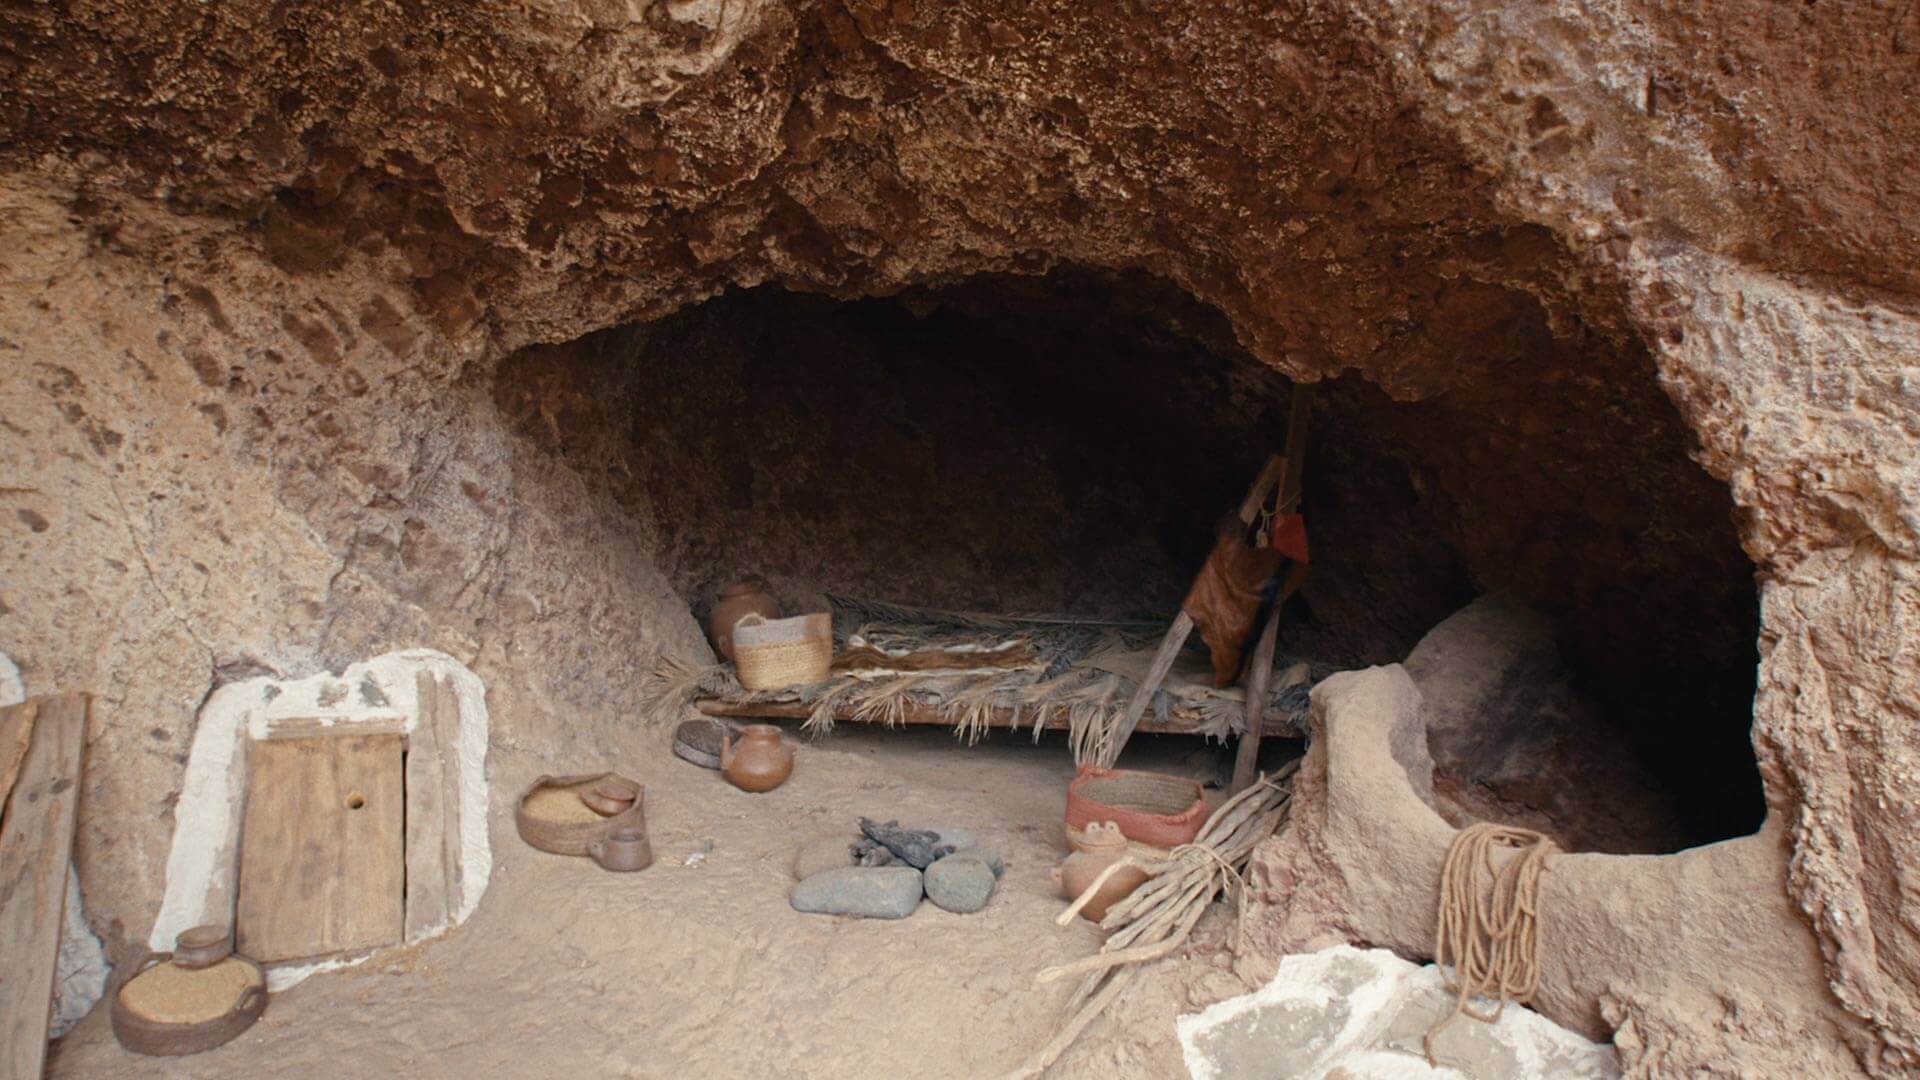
581, 777, 640, 816
709, 579, 780, 661
720, 724, 794, 793
1052, 821, 1148, 922
588, 826, 654, 873
170, 925, 233, 971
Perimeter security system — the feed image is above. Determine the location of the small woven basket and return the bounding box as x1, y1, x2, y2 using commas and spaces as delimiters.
732, 612, 833, 691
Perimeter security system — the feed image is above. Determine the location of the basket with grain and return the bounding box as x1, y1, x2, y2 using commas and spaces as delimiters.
515, 772, 647, 856
111, 932, 268, 1057
731, 612, 833, 691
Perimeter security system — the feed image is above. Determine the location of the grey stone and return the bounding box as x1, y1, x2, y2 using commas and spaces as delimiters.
792, 834, 858, 881
923, 853, 998, 914
930, 827, 977, 851
790, 867, 924, 919
948, 845, 1003, 878
1176, 946, 1618, 1079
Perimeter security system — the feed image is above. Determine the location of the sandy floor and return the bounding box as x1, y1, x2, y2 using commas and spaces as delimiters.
51, 723, 1299, 1078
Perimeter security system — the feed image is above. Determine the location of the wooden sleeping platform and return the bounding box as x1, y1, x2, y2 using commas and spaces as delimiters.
693, 696, 1301, 737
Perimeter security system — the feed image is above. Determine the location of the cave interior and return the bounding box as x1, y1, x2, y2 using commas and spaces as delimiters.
490, 265, 1764, 854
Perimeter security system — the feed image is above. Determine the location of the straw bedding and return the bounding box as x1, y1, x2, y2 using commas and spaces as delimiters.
645, 594, 1326, 762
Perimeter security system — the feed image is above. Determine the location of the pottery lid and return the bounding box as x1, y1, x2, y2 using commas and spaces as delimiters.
592, 777, 640, 803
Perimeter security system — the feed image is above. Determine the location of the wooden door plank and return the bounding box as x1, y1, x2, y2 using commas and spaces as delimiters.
0, 694, 87, 1080
404, 672, 465, 939
237, 734, 405, 963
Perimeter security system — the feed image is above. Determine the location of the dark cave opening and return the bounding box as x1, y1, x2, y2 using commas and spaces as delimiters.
491, 268, 1764, 853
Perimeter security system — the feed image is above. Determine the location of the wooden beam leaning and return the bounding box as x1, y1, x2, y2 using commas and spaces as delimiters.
1230, 563, 1310, 793
1234, 384, 1312, 792
1100, 454, 1287, 768
0, 694, 88, 1080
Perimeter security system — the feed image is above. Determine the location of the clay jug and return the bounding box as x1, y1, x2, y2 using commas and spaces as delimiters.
709, 579, 780, 661
588, 826, 653, 872
1052, 821, 1147, 922
720, 724, 794, 793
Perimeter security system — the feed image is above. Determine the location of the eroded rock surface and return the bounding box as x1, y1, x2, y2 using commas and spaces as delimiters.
1250, 667, 1865, 1076
1406, 593, 1693, 853
1, 0, 1917, 1068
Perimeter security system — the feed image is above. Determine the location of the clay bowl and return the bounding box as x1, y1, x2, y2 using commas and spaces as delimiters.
581, 777, 641, 817
516, 773, 646, 857
170, 925, 233, 971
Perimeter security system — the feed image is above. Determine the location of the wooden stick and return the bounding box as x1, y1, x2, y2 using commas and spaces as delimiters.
1279, 385, 1311, 512
1236, 455, 1285, 522
0, 694, 87, 1080
1005, 972, 1135, 1079
1097, 611, 1193, 767
1101, 455, 1287, 767
1230, 564, 1309, 793
1231, 603, 1283, 795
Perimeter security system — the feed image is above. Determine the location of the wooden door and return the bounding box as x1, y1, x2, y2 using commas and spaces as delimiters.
236, 733, 405, 963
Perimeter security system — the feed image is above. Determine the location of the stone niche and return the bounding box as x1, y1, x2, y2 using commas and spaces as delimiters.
150, 649, 491, 986
1249, 665, 1864, 1078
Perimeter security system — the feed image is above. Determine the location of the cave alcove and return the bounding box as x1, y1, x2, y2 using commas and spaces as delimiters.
489, 267, 1763, 854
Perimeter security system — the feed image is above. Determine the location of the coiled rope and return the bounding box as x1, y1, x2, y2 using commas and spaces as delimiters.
1425, 822, 1558, 1065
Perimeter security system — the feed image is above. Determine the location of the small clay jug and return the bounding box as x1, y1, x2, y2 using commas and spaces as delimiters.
1052, 821, 1148, 922
581, 777, 640, 817
709, 579, 780, 661
588, 826, 654, 872
720, 724, 794, 793
171, 925, 233, 971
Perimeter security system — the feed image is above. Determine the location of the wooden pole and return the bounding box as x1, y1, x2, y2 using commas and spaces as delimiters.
1232, 604, 1282, 793
1233, 385, 1311, 792
1231, 563, 1309, 793
1101, 454, 1286, 768
0, 694, 87, 1080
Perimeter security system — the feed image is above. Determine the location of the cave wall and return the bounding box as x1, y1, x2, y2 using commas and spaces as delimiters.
490, 274, 1297, 623
4, 0, 1920, 1070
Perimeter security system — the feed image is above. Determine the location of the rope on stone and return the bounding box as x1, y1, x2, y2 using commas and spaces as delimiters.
1424, 821, 1559, 1066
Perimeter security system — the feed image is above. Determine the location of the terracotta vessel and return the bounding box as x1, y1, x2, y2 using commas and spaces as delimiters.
588, 826, 654, 872
709, 579, 780, 661
581, 777, 640, 816
720, 724, 794, 793
1052, 821, 1148, 922
170, 925, 233, 971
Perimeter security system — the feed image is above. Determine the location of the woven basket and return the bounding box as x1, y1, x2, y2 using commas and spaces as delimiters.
733, 612, 833, 691
515, 773, 647, 857
1065, 766, 1207, 851
111, 951, 267, 1057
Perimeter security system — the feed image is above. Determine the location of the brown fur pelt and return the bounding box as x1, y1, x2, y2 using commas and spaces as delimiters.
1181, 516, 1284, 686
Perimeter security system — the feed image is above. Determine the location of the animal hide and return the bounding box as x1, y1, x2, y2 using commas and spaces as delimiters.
1182, 517, 1284, 687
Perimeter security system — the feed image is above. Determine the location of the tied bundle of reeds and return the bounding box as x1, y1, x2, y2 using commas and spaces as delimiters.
1010, 760, 1299, 1079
